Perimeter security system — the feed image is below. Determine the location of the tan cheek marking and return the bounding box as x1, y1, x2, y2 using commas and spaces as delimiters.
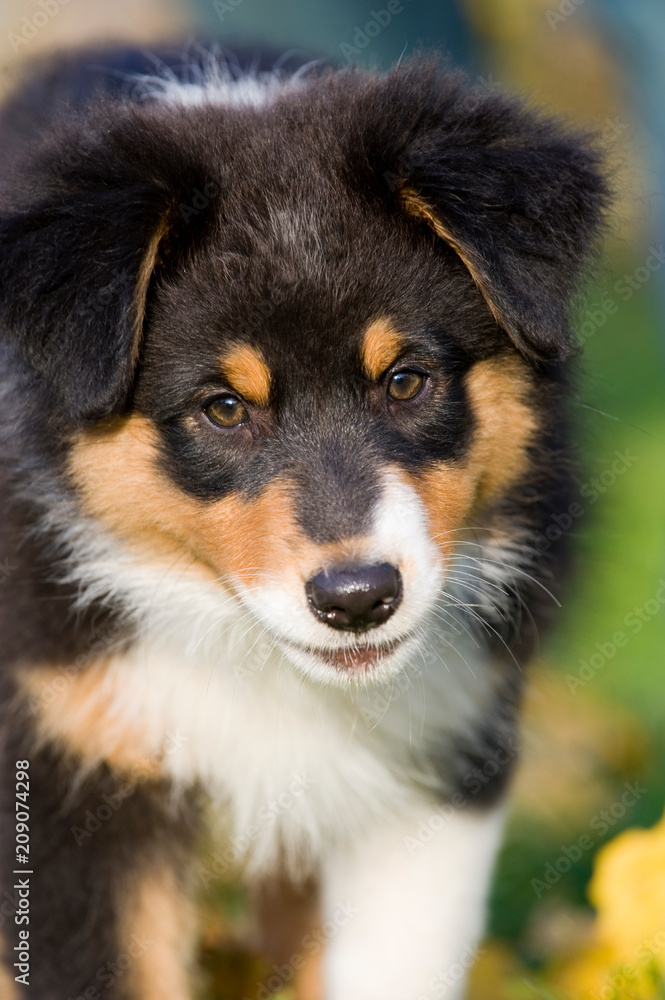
19, 663, 163, 779
402, 464, 477, 561
69, 415, 219, 582
70, 415, 304, 586
361, 318, 404, 380
195, 492, 373, 587
69, 415, 372, 592
195, 483, 306, 585
123, 869, 194, 1000
220, 343, 272, 406
404, 357, 538, 555
464, 356, 538, 501
398, 185, 510, 333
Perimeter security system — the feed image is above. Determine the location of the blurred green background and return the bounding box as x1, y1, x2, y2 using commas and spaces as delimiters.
2, 0, 663, 996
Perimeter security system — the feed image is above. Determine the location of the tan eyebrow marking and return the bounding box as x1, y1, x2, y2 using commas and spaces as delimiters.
361, 318, 404, 380
219, 343, 272, 406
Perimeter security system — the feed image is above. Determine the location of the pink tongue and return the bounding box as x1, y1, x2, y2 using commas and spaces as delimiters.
326, 647, 382, 672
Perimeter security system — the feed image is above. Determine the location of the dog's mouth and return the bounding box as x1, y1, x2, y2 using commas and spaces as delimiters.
279, 633, 411, 676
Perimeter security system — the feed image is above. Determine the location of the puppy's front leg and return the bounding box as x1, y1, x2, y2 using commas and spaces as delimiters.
321, 801, 505, 1000
0, 736, 198, 1000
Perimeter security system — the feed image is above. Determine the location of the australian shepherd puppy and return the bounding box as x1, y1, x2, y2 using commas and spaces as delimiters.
0, 47, 607, 1000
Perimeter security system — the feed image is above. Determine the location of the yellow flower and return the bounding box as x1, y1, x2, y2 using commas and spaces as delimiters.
590, 807, 665, 978
554, 807, 665, 999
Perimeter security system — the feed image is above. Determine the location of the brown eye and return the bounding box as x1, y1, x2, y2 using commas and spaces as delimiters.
387, 370, 425, 401
205, 395, 249, 428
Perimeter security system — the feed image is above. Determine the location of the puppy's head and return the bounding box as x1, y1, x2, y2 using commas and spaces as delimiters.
0, 59, 608, 684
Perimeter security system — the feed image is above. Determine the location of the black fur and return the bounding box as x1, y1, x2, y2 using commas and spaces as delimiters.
0, 700, 199, 999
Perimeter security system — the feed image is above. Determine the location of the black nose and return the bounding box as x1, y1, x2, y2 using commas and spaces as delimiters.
306, 563, 402, 632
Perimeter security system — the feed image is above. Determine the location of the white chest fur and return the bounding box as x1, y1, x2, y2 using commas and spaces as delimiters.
46, 501, 504, 878
92, 595, 495, 878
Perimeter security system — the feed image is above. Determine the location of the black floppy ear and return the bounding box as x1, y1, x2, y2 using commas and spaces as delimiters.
361, 63, 610, 361
0, 104, 209, 422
